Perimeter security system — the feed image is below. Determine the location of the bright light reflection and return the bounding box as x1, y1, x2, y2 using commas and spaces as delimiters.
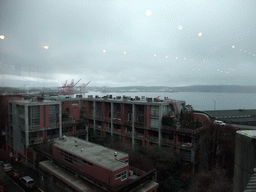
154, 54, 156, 57
103, 50, 106, 53
0, 35, 4, 39
124, 51, 126, 54
146, 10, 152, 16
232, 45, 235, 48
178, 25, 183, 30
198, 32, 203, 37
166, 56, 168, 58
43, 46, 49, 49
175, 57, 178, 59
184, 58, 186, 60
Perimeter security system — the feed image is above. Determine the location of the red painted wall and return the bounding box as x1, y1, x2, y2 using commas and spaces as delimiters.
52, 145, 129, 187
39, 106, 44, 128
61, 101, 80, 120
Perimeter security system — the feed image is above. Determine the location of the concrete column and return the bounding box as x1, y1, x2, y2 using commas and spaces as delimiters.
111, 102, 113, 135
158, 105, 162, 147
25, 105, 29, 148
93, 100, 96, 130
59, 103, 62, 137
132, 104, 135, 150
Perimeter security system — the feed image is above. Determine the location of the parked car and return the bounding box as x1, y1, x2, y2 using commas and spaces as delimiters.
0, 183, 8, 192
1, 163, 13, 172
214, 120, 226, 126
19, 176, 35, 190
9, 170, 22, 180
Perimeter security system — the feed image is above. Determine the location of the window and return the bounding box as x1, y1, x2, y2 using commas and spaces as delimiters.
151, 106, 159, 116
58, 148, 85, 165
115, 171, 127, 181
162, 105, 169, 115
150, 118, 159, 128
49, 105, 57, 124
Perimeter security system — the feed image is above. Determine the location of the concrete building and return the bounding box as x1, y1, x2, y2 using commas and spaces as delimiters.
204, 109, 256, 126
233, 130, 256, 192
7, 98, 62, 161
0, 94, 23, 149
80, 95, 203, 169
38, 136, 158, 192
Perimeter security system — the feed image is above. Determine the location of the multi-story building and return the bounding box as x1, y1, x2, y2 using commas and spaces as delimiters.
7, 98, 62, 161
0, 94, 23, 149
80, 95, 203, 170
6, 96, 87, 162
38, 136, 158, 192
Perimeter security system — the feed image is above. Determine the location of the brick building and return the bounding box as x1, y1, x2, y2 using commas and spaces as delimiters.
81, 95, 203, 170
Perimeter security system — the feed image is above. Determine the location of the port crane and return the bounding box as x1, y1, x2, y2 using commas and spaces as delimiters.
58, 79, 82, 95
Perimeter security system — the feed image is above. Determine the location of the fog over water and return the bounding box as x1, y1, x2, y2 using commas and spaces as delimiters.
81, 92, 256, 111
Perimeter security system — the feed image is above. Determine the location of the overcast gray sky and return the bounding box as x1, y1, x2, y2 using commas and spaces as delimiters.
1, 0, 256, 87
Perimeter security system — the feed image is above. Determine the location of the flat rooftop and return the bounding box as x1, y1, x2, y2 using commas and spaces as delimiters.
237, 130, 256, 139
10, 99, 60, 105
39, 160, 104, 192
82, 95, 185, 105
53, 136, 128, 171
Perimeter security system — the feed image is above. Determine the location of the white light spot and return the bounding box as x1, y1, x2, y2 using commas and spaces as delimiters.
175, 57, 178, 59
232, 45, 235, 48
146, 10, 152, 16
184, 58, 186, 60
203, 60, 205, 62
178, 25, 183, 30
166, 56, 168, 58
44, 46, 49, 49
124, 51, 126, 54
198, 32, 203, 37
0, 35, 5, 39
103, 49, 106, 53
154, 54, 156, 57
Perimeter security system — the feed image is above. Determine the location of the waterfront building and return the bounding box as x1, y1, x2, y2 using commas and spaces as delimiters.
80, 95, 203, 169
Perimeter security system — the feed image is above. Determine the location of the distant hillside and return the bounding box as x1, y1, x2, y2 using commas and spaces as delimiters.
86, 85, 256, 93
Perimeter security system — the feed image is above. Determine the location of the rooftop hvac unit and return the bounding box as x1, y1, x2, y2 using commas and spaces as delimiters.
147, 98, 152, 102
141, 96, 145, 99
95, 95, 99, 98
109, 95, 112, 99
129, 170, 134, 176
116, 96, 121, 99
88, 95, 93, 98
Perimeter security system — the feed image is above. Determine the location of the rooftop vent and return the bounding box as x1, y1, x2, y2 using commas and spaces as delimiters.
147, 98, 152, 102
81, 148, 83, 152
114, 152, 117, 158
75, 139, 77, 143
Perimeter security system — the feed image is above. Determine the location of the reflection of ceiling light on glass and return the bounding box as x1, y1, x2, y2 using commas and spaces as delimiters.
176, 57, 178, 59
44, 46, 49, 49
103, 49, 106, 53
232, 45, 235, 48
178, 25, 183, 30
154, 54, 156, 57
203, 60, 205, 62
124, 51, 126, 54
184, 58, 186, 60
166, 56, 168, 58
146, 10, 152, 16
0, 35, 5, 39
198, 32, 203, 37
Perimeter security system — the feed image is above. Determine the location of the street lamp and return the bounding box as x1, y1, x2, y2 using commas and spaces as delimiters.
213, 100, 216, 110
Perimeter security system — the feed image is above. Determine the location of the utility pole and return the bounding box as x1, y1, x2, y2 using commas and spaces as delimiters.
213, 100, 216, 110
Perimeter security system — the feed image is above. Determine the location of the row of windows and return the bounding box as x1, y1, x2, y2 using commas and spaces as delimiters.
216, 115, 252, 118
115, 171, 127, 181
57, 148, 93, 167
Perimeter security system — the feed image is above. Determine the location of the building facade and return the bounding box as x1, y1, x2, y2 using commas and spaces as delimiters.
7, 98, 62, 161
80, 95, 202, 168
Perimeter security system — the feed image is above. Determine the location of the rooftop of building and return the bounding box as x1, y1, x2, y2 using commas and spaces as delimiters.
9, 98, 61, 105
53, 136, 129, 171
236, 130, 256, 139
82, 95, 185, 105
204, 109, 256, 119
